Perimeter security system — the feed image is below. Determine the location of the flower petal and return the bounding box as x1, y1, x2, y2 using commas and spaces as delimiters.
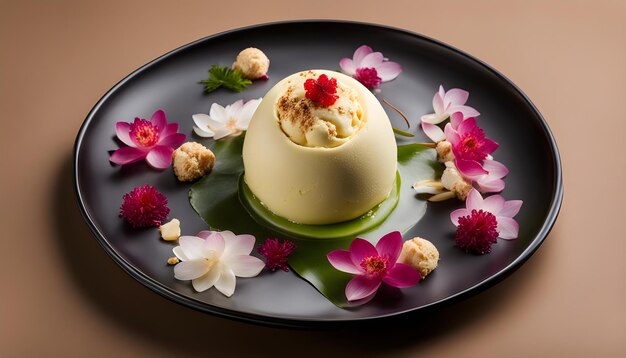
223, 233, 255, 257
158, 133, 186, 148
452, 105, 480, 118
444, 88, 469, 106
327, 250, 361, 274
375, 231, 403, 264
433, 91, 444, 115
420, 113, 446, 124
150, 109, 167, 135
445, 125, 460, 146
476, 178, 505, 193
202, 232, 225, 257
483, 195, 505, 215
450, 208, 470, 226
209, 103, 228, 124
349, 238, 377, 268
456, 158, 488, 180
172, 246, 190, 261
174, 259, 210, 280
193, 126, 215, 137
192, 113, 211, 130
345, 275, 381, 302
500, 200, 523, 218
178, 236, 206, 260
191, 267, 220, 292
225, 255, 264, 277
375, 61, 402, 82
213, 127, 234, 140
115, 122, 135, 147
145, 146, 174, 169
214, 264, 236, 297
237, 98, 262, 129
483, 159, 509, 178
449, 111, 464, 129
228, 100, 245, 117
339, 58, 356, 75
497, 216, 520, 240
383, 263, 421, 288
482, 138, 499, 155
353, 45, 373, 65
422, 122, 446, 142
360, 52, 384, 69
161, 122, 179, 138
466, 189, 484, 211
109, 147, 146, 165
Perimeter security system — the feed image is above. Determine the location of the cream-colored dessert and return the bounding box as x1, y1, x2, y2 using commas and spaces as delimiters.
242, 70, 397, 225
159, 218, 181, 241
232, 47, 269, 80
398, 237, 439, 277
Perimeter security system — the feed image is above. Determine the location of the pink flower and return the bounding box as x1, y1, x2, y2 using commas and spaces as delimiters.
339, 45, 402, 89
327, 232, 421, 303
257, 238, 296, 272
421, 85, 480, 124
451, 189, 523, 247
110, 109, 186, 169
119, 185, 170, 228
475, 159, 509, 193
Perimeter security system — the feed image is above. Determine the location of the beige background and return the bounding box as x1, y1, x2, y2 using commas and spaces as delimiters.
1, 0, 625, 356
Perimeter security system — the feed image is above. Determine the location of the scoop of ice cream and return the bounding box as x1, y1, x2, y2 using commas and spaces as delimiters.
398, 237, 439, 277
232, 47, 269, 80
276, 71, 363, 148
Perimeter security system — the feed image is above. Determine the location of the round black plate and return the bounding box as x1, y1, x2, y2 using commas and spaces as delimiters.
74, 21, 562, 327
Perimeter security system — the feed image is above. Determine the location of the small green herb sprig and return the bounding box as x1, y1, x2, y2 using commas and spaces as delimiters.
201, 65, 252, 93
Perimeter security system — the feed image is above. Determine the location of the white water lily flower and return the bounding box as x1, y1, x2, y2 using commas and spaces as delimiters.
192, 98, 262, 139
173, 230, 264, 296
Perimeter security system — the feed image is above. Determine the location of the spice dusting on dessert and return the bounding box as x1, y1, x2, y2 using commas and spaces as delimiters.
275, 70, 364, 148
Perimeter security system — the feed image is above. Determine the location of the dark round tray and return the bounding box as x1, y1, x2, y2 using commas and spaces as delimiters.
73, 20, 562, 327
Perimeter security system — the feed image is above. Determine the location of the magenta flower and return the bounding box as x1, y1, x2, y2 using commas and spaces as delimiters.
451, 189, 523, 250
119, 185, 170, 228
327, 232, 421, 303
110, 109, 186, 169
445, 117, 498, 180
421, 85, 480, 124
339, 45, 402, 89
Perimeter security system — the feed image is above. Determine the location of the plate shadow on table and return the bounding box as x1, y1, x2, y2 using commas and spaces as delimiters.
53, 153, 554, 356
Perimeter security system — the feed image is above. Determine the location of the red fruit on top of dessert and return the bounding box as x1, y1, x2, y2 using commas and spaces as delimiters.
304, 74, 339, 107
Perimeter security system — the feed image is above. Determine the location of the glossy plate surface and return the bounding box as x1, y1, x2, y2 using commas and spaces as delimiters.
74, 21, 562, 327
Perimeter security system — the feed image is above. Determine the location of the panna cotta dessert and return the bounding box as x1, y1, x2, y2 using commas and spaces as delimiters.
242, 70, 397, 225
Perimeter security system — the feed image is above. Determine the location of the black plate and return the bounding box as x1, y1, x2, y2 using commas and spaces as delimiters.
73, 21, 562, 327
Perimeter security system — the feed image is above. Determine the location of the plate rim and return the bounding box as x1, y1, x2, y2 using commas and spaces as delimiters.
73, 19, 563, 328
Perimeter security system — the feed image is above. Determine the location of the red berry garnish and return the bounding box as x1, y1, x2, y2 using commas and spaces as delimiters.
304, 74, 339, 107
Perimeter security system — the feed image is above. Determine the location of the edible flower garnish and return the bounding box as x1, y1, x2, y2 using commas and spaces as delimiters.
304, 74, 339, 106
172, 230, 264, 296
339, 45, 402, 89
119, 185, 170, 228
201, 64, 252, 93
421, 85, 480, 124
327, 232, 421, 304
110, 109, 186, 169
450, 189, 523, 254
192, 98, 262, 139
257, 238, 296, 272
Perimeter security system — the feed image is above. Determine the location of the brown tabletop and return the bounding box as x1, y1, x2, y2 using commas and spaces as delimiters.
1, 0, 625, 356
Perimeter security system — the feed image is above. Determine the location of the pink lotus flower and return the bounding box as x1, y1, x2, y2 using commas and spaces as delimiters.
339, 45, 402, 89
327, 232, 421, 303
110, 109, 186, 169
475, 159, 509, 193
421, 85, 480, 124
451, 189, 523, 245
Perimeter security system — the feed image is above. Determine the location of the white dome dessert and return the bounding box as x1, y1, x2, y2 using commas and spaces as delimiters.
242, 70, 397, 225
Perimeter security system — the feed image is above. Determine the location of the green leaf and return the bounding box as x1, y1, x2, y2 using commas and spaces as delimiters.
189, 136, 440, 307
393, 127, 415, 137
200, 65, 252, 94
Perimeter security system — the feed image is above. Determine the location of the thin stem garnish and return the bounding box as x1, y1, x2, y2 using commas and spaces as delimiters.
383, 99, 410, 128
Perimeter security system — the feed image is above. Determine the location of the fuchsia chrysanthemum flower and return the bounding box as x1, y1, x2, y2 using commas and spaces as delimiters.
421, 85, 480, 124
327, 232, 421, 304
451, 189, 523, 254
119, 185, 170, 228
339, 45, 402, 89
257, 238, 296, 272
110, 109, 186, 169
